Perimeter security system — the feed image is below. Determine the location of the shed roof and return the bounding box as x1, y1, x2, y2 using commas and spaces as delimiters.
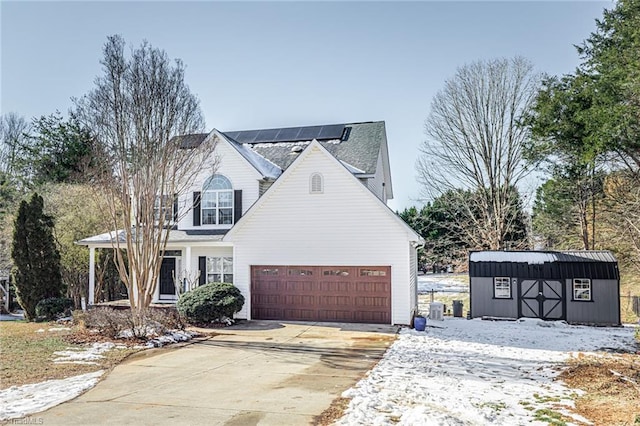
469, 250, 617, 264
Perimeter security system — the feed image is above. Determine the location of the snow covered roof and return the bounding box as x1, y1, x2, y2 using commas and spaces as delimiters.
469, 250, 617, 264
215, 131, 282, 179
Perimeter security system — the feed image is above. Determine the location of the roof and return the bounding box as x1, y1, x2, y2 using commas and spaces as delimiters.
244, 122, 385, 175
469, 250, 618, 264
175, 122, 385, 176
215, 130, 282, 179
77, 229, 226, 245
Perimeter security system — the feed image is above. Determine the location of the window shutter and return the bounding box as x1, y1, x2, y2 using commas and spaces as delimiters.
173, 194, 178, 223
193, 192, 201, 226
198, 256, 206, 285
233, 190, 242, 223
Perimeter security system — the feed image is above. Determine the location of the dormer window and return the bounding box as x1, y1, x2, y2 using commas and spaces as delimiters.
310, 173, 323, 194
202, 174, 233, 225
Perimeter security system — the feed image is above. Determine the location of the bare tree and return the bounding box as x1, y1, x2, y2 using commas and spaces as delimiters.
0, 112, 30, 175
74, 35, 217, 320
417, 57, 539, 250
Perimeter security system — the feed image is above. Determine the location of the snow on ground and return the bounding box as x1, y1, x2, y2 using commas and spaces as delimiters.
418, 273, 468, 294
0, 371, 104, 421
0, 329, 197, 421
338, 318, 638, 426
53, 342, 125, 365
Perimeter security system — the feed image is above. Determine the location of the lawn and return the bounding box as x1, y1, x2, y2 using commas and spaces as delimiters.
0, 321, 138, 389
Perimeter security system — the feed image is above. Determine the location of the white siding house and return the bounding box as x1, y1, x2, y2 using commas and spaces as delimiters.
79, 122, 423, 325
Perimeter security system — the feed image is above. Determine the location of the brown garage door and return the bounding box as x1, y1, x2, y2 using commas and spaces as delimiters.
251, 265, 391, 324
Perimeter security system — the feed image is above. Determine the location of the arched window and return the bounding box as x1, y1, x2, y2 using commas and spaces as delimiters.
310, 173, 323, 194
202, 174, 233, 225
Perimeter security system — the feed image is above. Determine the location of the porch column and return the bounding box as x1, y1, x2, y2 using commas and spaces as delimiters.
185, 245, 192, 292
88, 247, 95, 306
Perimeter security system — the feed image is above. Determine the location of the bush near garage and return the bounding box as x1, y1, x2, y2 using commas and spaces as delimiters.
35, 297, 74, 321
176, 282, 245, 324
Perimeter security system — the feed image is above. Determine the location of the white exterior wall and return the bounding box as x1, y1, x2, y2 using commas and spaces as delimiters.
227, 144, 417, 324
366, 149, 385, 201
177, 139, 262, 230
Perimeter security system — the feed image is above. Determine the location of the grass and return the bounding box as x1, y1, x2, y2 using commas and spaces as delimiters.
0, 321, 139, 389
533, 408, 568, 426
559, 353, 640, 426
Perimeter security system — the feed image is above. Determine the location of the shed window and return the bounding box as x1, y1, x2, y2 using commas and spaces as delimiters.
310, 173, 323, 194
494, 277, 511, 298
573, 278, 592, 301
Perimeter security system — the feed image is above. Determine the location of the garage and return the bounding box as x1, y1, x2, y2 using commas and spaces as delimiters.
251, 265, 391, 323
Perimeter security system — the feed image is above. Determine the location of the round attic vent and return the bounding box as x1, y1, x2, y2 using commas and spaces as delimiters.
291, 146, 304, 153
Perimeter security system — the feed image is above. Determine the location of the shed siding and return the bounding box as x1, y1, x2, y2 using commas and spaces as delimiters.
566, 279, 620, 325
470, 277, 518, 318
177, 140, 261, 230
228, 145, 414, 324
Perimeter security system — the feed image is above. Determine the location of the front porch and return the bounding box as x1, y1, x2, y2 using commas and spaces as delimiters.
78, 229, 234, 305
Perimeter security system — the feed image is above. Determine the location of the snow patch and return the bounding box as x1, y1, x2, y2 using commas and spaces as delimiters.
0, 371, 104, 421
52, 342, 117, 365
338, 318, 637, 425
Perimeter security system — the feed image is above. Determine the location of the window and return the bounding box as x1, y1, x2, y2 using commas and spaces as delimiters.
154, 195, 174, 223
360, 269, 386, 277
494, 277, 511, 298
259, 268, 279, 276
202, 174, 233, 225
288, 269, 313, 276
573, 278, 592, 301
206, 257, 233, 283
310, 173, 323, 194
323, 269, 350, 276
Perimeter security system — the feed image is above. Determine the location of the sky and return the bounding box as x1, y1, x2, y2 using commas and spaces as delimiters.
1, 0, 611, 211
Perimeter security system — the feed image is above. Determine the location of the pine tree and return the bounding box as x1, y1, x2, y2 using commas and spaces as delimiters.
11, 193, 63, 320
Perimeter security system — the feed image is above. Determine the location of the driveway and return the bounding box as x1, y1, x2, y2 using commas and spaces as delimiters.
38, 321, 397, 425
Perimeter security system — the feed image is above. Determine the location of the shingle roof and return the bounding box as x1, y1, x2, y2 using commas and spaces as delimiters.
243, 122, 384, 174
173, 133, 209, 149
469, 250, 618, 264
173, 122, 385, 176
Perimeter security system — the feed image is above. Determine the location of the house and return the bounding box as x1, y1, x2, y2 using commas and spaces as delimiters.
79, 122, 424, 325
469, 250, 621, 326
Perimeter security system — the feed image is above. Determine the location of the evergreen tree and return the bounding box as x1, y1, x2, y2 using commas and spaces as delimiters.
11, 193, 63, 320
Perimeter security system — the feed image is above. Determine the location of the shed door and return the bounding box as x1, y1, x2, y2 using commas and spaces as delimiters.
518, 279, 565, 321
251, 266, 391, 324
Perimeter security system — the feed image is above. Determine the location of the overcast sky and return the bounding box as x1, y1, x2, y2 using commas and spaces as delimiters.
1, 0, 610, 211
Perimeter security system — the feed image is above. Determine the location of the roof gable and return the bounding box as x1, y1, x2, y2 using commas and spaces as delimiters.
224, 139, 421, 243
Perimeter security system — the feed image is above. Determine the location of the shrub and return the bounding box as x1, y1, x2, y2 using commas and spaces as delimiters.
74, 306, 184, 339
177, 282, 244, 324
35, 297, 74, 321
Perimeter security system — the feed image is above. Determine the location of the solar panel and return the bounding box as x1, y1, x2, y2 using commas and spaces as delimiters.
254, 129, 279, 143
274, 127, 302, 142
234, 130, 259, 143
223, 124, 346, 144
318, 124, 345, 140
298, 126, 323, 140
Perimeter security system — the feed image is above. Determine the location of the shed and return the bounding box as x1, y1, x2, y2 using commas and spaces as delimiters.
469, 250, 620, 326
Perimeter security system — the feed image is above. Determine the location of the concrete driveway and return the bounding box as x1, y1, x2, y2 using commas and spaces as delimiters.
39, 321, 397, 425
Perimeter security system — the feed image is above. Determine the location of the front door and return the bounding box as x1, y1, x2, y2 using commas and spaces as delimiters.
518, 279, 565, 320
159, 258, 176, 299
